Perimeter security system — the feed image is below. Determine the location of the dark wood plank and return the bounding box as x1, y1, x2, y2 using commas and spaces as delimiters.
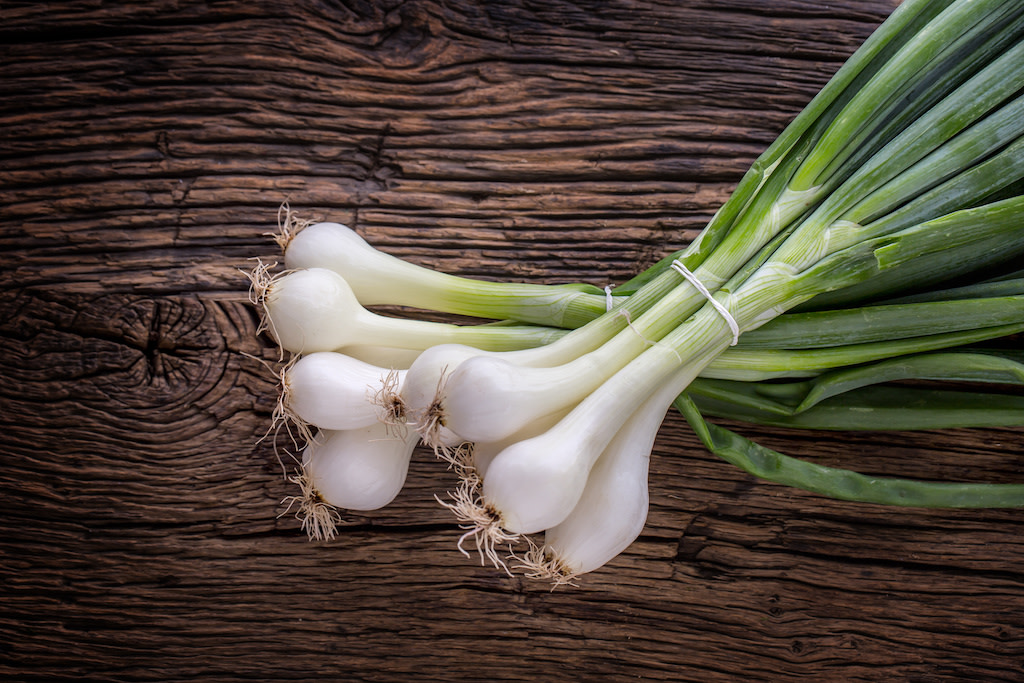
3, 1, 1024, 681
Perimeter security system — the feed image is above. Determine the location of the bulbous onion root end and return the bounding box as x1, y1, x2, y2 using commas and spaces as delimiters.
269, 355, 315, 449
415, 402, 448, 455
435, 468, 519, 577
243, 258, 275, 334
372, 368, 409, 438
279, 469, 342, 542
270, 201, 313, 252
512, 543, 580, 590
242, 258, 293, 361
238, 350, 301, 477
413, 367, 466, 465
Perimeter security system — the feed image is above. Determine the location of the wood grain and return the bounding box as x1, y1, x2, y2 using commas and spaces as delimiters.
2, 0, 1024, 681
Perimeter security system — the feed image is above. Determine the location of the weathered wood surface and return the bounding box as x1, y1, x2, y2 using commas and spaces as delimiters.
2, 0, 1024, 680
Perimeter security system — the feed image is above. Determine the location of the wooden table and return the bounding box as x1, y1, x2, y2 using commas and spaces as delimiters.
3, 1, 1023, 680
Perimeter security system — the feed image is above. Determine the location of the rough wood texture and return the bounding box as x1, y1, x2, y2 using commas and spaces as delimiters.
2, 1, 1023, 681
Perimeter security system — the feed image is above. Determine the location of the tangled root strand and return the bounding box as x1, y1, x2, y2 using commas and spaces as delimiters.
270, 201, 313, 252
279, 469, 342, 542
435, 467, 519, 576
372, 368, 409, 438
511, 542, 580, 589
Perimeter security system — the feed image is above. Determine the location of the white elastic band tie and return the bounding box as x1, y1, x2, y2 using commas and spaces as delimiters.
604, 285, 614, 312
670, 260, 739, 346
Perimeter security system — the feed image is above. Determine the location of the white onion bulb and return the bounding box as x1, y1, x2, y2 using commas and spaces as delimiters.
302, 423, 419, 511
284, 352, 404, 431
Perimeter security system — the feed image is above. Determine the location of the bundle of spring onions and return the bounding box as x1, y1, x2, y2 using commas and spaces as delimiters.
250, 0, 1024, 583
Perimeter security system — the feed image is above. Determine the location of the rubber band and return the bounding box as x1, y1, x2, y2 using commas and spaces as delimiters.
604, 285, 614, 312
670, 260, 739, 345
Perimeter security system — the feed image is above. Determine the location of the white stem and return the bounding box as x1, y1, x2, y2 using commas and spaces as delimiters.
540, 375, 671, 577
396, 263, 730, 445
482, 308, 734, 534
480, 265, 804, 534
440, 274, 719, 443
343, 344, 421, 370
471, 408, 569, 481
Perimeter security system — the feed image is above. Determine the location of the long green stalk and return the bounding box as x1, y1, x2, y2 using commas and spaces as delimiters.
690, 348, 1024, 419
675, 393, 1024, 507
706, 322, 1024, 381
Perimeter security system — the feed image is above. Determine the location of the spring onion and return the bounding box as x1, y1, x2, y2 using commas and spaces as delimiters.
248, 0, 1024, 584
283, 220, 617, 329
250, 264, 566, 354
